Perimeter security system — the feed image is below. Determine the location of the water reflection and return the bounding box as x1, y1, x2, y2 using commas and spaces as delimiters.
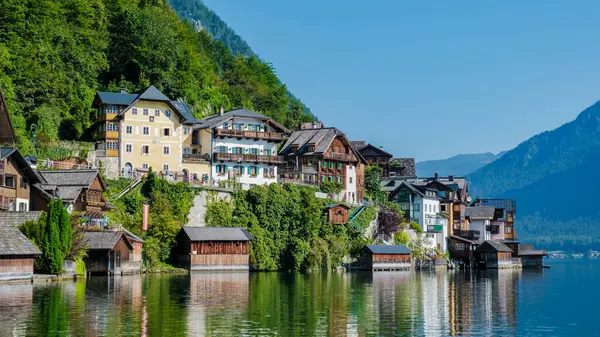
0, 269, 528, 336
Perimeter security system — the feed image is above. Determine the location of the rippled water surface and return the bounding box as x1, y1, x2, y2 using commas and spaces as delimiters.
0, 260, 596, 336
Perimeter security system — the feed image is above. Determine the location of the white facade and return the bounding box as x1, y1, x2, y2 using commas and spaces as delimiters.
469, 219, 491, 242
411, 191, 448, 252
343, 163, 357, 204
211, 117, 281, 188
15, 198, 29, 212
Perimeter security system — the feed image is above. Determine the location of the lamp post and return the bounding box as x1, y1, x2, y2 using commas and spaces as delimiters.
30, 124, 38, 154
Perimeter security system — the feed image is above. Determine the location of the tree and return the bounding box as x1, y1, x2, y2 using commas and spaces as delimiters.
365, 165, 385, 201
377, 206, 400, 240
42, 200, 64, 274
58, 201, 72, 260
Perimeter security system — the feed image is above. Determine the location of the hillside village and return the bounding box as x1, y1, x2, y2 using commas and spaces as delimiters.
0, 85, 546, 281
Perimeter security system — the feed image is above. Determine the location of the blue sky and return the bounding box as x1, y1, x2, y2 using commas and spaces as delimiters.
204, 0, 600, 161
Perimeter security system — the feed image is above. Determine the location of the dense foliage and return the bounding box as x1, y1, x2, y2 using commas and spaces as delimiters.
0, 0, 315, 153
364, 165, 387, 202
205, 183, 366, 271
377, 206, 400, 239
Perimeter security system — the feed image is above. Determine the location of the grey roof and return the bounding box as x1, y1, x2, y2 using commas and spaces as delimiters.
465, 206, 495, 220
193, 108, 288, 132
280, 128, 352, 157
0, 211, 43, 227
38, 170, 101, 201
95, 92, 138, 106
138, 85, 170, 101
170, 101, 196, 123
0, 227, 41, 255
121, 228, 144, 243
83, 231, 131, 250
180, 226, 254, 241
350, 141, 368, 151
475, 240, 513, 253
350, 141, 393, 158
449, 235, 474, 244
24, 154, 38, 164
365, 244, 411, 254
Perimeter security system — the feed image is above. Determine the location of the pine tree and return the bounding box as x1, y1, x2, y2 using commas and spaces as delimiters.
43, 200, 64, 274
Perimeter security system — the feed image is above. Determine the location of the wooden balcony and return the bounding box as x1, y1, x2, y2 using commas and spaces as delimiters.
323, 152, 354, 162
106, 149, 119, 157
183, 153, 211, 163
213, 152, 283, 164
486, 224, 500, 234
279, 165, 318, 174
453, 229, 480, 241
215, 128, 284, 142
85, 190, 105, 207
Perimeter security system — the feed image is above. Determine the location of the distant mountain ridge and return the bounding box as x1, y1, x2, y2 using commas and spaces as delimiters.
416, 152, 505, 177
169, 0, 314, 118
467, 100, 600, 248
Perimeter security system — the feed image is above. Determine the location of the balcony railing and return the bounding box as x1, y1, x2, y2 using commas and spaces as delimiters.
279, 177, 319, 186
183, 153, 211, 162
280, 165, 318, 174
323, 152, 354, 162
215, 128, 284, 141
486, 224, 500, 234
453, 229, 480, 241
213, 152, 283, 164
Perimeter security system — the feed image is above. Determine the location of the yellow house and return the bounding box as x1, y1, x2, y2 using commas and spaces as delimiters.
92, 86, 210, 181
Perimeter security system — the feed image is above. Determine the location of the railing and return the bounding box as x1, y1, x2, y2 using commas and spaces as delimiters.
486, 224, 500, 234
85, 190, 105, 206
323, 152, 354, 162
213, 152, 283, 164
279, 165, 318, 174
453, 229, 480, 240
279, 178, 319, 186
215, 128, 284, 141
182, 153, 211, 162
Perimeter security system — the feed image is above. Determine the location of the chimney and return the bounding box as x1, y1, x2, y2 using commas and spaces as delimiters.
434, 172, 439, 181
449, 175, 454, 182
142, 203, 149, 231
120, 88, 127, 94
219, 106, 224, 115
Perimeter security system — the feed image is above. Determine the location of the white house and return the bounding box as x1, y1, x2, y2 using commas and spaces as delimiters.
465, 206, 499, 241
194, 108, 289, 188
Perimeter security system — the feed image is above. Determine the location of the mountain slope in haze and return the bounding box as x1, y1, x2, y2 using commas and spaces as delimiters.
416, 152, 505, 177
468, 101, 600, 248
169, 0, 314, 119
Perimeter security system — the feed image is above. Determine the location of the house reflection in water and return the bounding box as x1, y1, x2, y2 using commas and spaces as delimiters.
0, 283, 33, 335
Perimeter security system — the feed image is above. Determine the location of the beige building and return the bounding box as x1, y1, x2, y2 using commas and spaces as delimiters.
92, 86, 210, 181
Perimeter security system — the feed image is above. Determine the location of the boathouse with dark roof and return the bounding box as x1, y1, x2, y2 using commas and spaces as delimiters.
0, 227, 41, 280
175, 226, 254, 271
83, 231, 137, 275
359, 244, 412, 271
474, 240, 521, 269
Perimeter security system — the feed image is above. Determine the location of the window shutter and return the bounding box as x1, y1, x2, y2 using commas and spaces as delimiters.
241, 166, 245, 174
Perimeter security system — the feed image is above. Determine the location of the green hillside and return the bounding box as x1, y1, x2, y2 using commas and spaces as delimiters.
0, 0, 315, 152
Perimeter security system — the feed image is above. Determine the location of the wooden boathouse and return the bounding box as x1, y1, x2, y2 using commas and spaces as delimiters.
325, 203, 350, 224
475, 240, 521, 269
175, 226, 254, 271
359, 244, 412, 271
0, 227, 41, 281
83, 231, 138, 275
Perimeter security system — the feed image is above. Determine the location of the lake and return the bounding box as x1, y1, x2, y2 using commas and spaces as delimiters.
0, 260, 596, 336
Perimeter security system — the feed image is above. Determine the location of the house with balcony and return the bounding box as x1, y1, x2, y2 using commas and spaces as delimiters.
465, 206, 498, 241
471, 198, 517, 240
91, 86, 207, 181
33, 169, 111, 226
279, 126, 366, 204
350, 141, 393, 177
0, 148, 42, 212
385, 180, 448, 252
192, 108, 289, 188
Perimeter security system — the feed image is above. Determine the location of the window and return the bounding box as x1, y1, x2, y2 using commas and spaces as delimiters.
154, 109, 160, 117
264, 149, 271, 156
338, 163, 343, 169
163, 128, 170, 137
505, 226, 513, 234
163, 164, 169, 172
184, 148, 190, 154
455, 243, 465, 251
126, 126, 133, 134
249, 166, 258, 176
126, 144, 133, 153
223, 123, 229, 129
106, 141, 118, 150
321, 176, 326, 182
20, 177, 27, 189
349, 177, 353, 183
233, 147, 244, 154
329, 176, 334, 182
337, 176, 342, 183
107, 123, 118, 132
142, 163, 149, 169
142, 145, 150, 155
163, 146, 170, 155
143, 127, 150, 135
216, 164, 227, 175
440, 204, 447, 212
132, 108, 138, 115
233, 123, 242, 130
216, 146, 228, 153
4, 175, 15, 188
248, 148, 258, 155
19, 202, 27, 211
329, 162, 334, 169
143, 108, 149, 116
234, 165, 245, 175
107, 105, 118, 114
165, 110, 172, 118
414, 204, 421, 212
184, 126, 190, 135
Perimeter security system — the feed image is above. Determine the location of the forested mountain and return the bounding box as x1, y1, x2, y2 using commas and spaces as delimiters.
169, 0, 314, 118
468, 101, 600, 248
416, 152, 505, 177
0, 0, 315, 152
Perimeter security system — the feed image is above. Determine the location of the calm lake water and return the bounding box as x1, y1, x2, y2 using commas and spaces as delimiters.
0, 260, 597, 336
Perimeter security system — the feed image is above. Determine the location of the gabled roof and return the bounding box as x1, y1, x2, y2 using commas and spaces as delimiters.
0, 227, 41, 255
93, 86, 195, 123
325, 203, 351, 210
364, 244, 411, 254
279, 128, 365, 164
349, 141, 368, 151
193, 108, 289, 133
465, 206, 496, 220
37, 169, 104, 201
350, 141, 393, 158
449, 235, 474, 244
83, 231, 132, 250
0, 88, 16, 145
178, 226, 254, 242
0, 211, 43, 227
0, 147, 42, 184
475, 240, 513, 253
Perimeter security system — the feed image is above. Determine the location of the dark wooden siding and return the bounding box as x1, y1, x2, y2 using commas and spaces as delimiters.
176, 240, 250, 270
328, 205, 348, 224
372, 253, 411, 263
0, 256, 35, 274
191, 241, 248, 255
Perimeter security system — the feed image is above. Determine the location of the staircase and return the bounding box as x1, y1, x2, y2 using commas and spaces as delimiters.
115, 178, 142, 200
348, 202, 367, 232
